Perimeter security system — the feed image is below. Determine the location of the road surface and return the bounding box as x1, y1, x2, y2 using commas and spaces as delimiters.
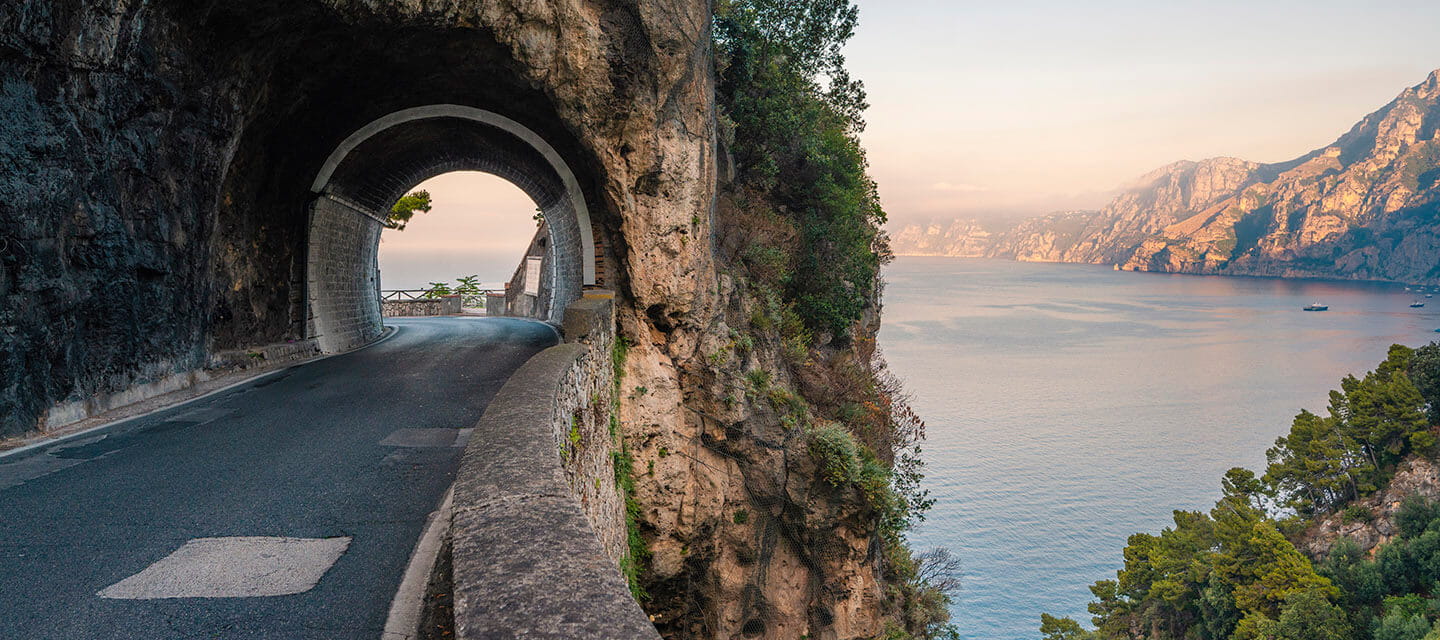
0, 317, 557, 639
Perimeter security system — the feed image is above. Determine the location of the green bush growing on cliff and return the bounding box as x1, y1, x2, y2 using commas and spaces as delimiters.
715, 0, 886, 342
808, 422, 864, 487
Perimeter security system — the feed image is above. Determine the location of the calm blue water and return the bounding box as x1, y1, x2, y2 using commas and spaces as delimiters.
878, 257, 1440, 639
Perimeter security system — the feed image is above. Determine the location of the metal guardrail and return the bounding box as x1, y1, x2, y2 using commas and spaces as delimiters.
381, 289, 505, 309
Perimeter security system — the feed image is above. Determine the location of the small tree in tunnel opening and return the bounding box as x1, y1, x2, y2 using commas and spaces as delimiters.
386, 190, 433, 230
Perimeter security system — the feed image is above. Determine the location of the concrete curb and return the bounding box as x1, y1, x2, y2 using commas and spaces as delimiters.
383, 486, 454, 640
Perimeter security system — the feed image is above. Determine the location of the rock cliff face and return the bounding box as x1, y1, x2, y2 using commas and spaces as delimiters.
892, 69, 1440, 282
1297, 457, 1440, 559
0, 1, 893, 637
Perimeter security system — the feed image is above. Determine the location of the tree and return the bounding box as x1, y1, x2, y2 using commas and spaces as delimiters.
422, 281, 451, 298
1040, 614, 1095, 640
1270, 589, 1352, 640
1264, 409, 1359, 515
1217, 522, 1336, 618
714, 0, 886, 342
387, 190, 432, 230
1318, 538, 1387, 627
454, 274, 482, 300
1407, 342, 1440, 424
1372, 595, 1431, 640
913, 547, 962, 602
1333, 346, 1431, 472
1264, 346, 1432, 516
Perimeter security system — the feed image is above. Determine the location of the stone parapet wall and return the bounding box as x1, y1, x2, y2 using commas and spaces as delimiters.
554, 293, 626, 562
448, 294, 654, 639
381, 296, 460, 318
484, 293, 506, 317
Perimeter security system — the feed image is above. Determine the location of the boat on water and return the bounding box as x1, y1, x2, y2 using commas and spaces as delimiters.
1412, 301, 1426, 308
1303, 303, 1329, 311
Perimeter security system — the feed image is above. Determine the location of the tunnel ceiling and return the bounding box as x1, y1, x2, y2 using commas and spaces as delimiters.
325, 116, 565, 213
200, 5, 611, 348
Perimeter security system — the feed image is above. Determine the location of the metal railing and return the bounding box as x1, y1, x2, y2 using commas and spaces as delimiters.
381, 289, 505, 308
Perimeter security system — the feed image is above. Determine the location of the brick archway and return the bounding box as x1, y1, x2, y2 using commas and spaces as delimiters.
305, 105, 597, 352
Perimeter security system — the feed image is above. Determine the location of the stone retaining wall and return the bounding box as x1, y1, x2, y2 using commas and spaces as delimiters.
447, 293, 657, 639
381, 296, 461, 318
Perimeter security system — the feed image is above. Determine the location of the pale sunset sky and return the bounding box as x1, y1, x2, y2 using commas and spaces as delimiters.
380, 0, 1440, 288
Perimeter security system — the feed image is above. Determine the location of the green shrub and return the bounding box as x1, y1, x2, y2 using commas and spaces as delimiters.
612, 445, 649, 602
1342, 504, 1374, 524
808, 423, 863, 488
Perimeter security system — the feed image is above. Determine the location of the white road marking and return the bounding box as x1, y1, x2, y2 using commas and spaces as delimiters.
98, 536, 351, 599
380, 429, 460, 448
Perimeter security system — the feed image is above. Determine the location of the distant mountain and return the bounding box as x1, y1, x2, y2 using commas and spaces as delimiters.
888, 210, 1104, 261
892, 69, 1440, 283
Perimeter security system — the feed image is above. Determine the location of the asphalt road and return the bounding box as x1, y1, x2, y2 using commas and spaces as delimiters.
0, 317, 557, 639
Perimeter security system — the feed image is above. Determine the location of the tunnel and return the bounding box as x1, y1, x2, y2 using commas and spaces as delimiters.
0, 3, 627, 434
198, 7, 619, 357
306, 106, 597, 352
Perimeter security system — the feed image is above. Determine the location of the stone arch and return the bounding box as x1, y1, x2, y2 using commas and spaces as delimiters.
305, 105, 597, 352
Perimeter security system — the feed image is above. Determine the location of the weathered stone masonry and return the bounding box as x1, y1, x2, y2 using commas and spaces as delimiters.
446, 294, 656, 639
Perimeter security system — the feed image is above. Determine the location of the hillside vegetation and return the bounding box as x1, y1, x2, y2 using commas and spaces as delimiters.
1043, 343, 1440, 640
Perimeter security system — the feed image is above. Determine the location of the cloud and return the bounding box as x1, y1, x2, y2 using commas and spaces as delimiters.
930, 182, 991, 193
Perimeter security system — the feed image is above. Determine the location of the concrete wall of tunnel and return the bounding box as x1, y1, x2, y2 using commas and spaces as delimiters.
304, 106, 599, 353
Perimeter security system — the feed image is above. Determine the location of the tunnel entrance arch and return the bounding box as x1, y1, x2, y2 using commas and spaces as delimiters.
305, 105, 597, 352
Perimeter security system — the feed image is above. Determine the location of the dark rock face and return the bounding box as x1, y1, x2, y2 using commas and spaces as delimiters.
0, 0, 716, 439
1, 2, 237, 436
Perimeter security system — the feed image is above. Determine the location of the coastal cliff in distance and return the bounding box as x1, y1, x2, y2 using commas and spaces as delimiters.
892, 68, 1440, 283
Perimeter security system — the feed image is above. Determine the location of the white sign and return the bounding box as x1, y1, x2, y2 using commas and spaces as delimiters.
524, 256, 542, 297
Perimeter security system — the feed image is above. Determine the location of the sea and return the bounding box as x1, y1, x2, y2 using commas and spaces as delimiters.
878, 256, 1440, 639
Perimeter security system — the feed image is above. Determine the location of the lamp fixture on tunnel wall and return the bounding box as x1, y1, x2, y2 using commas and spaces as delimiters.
303, 105, 598, 353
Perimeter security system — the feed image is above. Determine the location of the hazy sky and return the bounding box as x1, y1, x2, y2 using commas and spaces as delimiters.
381, 2, 1440, 284
377, 172, 538, 289
849, 0, 1440, 222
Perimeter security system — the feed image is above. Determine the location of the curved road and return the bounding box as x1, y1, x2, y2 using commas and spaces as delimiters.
0, 317, 557, 639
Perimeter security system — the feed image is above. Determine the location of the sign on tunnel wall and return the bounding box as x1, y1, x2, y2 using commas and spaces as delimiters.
524, 256, 542, 297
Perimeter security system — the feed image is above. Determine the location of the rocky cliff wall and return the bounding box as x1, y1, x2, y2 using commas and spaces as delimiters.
1296, 457, 1440, 560
0, 2, 897, 637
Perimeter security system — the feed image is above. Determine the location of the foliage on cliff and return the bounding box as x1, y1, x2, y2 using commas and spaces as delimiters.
1043, 343, 1440, 640
714, 0, 887, 342
710, 1, 954, 637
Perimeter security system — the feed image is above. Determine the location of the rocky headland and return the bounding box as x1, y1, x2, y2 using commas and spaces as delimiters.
892, 69, 1440, 284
